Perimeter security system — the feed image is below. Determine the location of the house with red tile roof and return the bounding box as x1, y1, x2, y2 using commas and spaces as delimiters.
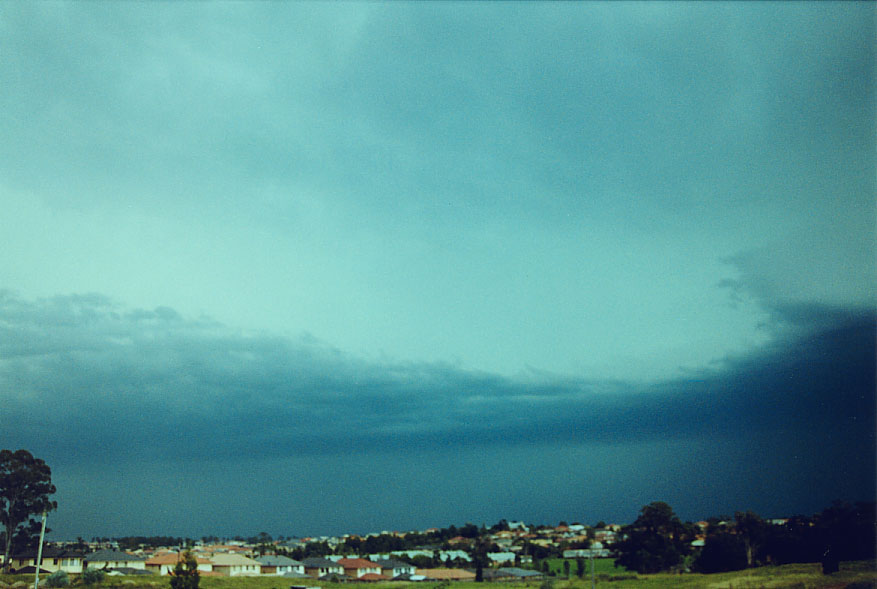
145, 553, 213, 575
337, 557, 381, 578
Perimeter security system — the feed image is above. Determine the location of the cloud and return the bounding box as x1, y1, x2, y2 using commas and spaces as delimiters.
2, 290, 871, 537
2, 291, 872, 473
722, 219, 875, 317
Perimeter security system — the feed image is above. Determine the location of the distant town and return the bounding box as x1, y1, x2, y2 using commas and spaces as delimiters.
3, 515, 805, 582
9, 519, 610, 581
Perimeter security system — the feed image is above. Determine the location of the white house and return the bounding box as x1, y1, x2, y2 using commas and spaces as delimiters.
376, 559, 416, 579
209, 553, 262, 576
488, 552, 516, 566
337, 558, 381, 578
255, 555, 304, 575
85, 549, 146, 571
302, 557, 344, 578
10, 548, 84, 574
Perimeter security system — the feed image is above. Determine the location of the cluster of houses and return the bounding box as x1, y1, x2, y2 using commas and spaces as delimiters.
6, 549, 544, 582
6, 548, 271, 578
6, 521, 627, 582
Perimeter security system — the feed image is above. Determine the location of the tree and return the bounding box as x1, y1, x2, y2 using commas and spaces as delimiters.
459, 523, 480, 538
693, 533, 747, 573
254, 531, 273, 557
814, 500, 877, 572
734, 511, 766, 568
614, 501, 693, 574
473, 534, 489, 582
169, 550, 199, 589
407, 555, 434, 569
1, 450, 57, 573
0, 517, 52, 556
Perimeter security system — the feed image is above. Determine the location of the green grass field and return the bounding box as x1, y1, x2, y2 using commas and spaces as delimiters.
2, 561, 875, 589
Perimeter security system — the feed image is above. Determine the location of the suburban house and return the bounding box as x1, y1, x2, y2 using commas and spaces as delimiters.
255, 555, 305, 576
507, 521, 529, 532
9, 548, 85, 574
85, 549, 146, 571
375, 559, 416, 579
416, 568, 476, 581
563, 547, 610, 559
302, 557, 343, 578
447, 536, 474, 547
209, 553, 262, 576
389, 549, 470, 563
487, 552, 516, 566
337, 557, 381, 578
145, 553, 213, 575
482, 567, 545, 581
200, 545, 253, 555
594, 528, 619, 543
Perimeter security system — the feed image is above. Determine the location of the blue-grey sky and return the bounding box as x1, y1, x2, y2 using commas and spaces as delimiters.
1, 2, 874, 539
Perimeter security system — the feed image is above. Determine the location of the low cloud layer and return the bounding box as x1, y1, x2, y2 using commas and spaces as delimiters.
3, 291, 872, 493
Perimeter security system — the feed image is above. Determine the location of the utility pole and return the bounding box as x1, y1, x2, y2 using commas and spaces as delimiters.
590, 551, 595, 589
589, 541, 603, 589
34, 511, 48, 589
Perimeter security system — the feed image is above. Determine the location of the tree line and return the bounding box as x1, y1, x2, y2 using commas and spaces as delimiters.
613, 500, 876, 575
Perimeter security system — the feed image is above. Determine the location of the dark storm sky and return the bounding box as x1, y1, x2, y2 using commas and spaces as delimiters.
0, 2, 874, 539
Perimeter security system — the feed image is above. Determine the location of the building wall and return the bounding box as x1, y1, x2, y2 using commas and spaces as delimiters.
13, 557, 83, 574
345, 566, 380, 578
214, 564, 261, 576
87, 560, 146, 570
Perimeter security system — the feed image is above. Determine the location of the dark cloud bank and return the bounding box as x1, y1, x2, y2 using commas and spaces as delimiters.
1, 291, 874, 536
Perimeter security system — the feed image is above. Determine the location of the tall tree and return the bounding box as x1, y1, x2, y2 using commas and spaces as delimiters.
614, 501, 694, 574
733, 511, 766, 568
1, 450, 57, 573
473, 534, 489, 582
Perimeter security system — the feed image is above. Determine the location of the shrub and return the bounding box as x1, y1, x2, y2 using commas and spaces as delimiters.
44, 571, 69, 588
82, 568, 106, 585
